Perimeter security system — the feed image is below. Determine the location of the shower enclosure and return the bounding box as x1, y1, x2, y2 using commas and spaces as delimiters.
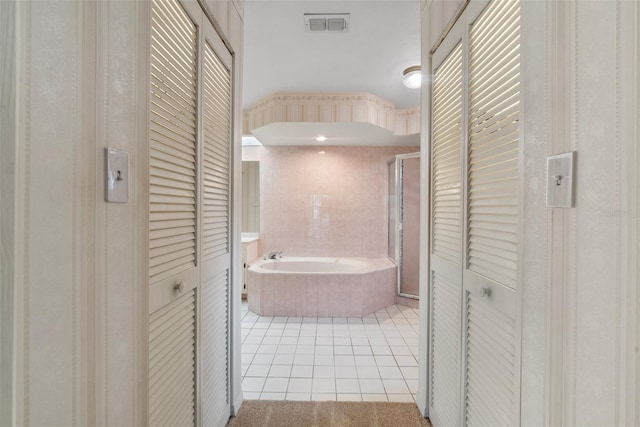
388, 153, 421, 299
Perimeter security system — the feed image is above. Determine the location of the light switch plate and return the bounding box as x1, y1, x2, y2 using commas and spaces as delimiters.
105, 147, 129, 203
546, 151, 575, 208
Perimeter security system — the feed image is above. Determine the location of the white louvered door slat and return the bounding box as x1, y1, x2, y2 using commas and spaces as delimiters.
429, 21, 464, 427
149, 290, 196, 427
463, 0, 521, 426
199, 27, 232, 427
148, 0, 198, 425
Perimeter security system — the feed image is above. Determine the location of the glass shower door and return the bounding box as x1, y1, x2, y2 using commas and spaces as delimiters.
389, 153, 420, 298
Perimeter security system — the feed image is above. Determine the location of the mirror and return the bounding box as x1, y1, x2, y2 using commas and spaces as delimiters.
242, 161, 260, 233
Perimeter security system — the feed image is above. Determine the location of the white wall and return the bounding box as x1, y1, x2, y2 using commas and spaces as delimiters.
5, 0, 244, 425
420, 0, 639, 425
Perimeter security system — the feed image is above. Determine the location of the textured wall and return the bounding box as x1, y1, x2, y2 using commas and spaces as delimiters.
246, 146, 417, 258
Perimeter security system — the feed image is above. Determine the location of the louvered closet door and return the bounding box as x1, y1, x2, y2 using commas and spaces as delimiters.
199, 23, 233, 427
462, 1, 521, 425
148, 0, 199, 424
428, 20, 464, 427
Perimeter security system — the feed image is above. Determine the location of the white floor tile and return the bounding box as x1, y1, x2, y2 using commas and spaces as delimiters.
337, 393, 362, 401
378, 366, 403, 379
260, 392, 285, 400
312, 378, 336, 394
351, 337, 370, 346
243, 336, 264, 345
311, 393, 336, 401
242, 377, 266, 392
269, 365, 292, 377
335, 366, 358, 379
241, 303, 420, 403
293, 354, 314, 365
290, 365, 313, 378
286, 393, 310, 401
313, 354, 334, 366
356, 366, 380, 379
261, 337, 281, 345
315, 346, 333, 355
287, 378, 312, 393
276, 345, 297, 354
333, 337, 351, 346
315, 336, 333, 346
313, 365, 335, 379
334, 345, 353, 355
297, 337, 315, 346
382, 379, 410, 394
243, 392, 261, 400
272, 354, 295, 365
394, 355, 418, 367
353, 346, 373, 356
387, 394, 414, 403
257, 344, 278, 353
354, 355, 376, 366
390, 346, 412, 356
371, 345, 392, 355
334, 355, 356, 366
296, 345, 315, 355
242, 344, 259, 354
361, 394, 388, 402
400, 366, 419, 379
246, 364, 270, 377
386, 337, 405, 346
373, 355, 397, 367
252, 354, 275, 365
336, 378, 360, 393
263, 377, 289, 393
405, 379, 419, 394
358, 378, 385, 394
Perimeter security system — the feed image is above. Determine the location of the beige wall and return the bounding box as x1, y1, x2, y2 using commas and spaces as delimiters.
244, 146, 415, 258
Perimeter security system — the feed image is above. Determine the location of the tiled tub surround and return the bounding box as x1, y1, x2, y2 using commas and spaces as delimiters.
247, 258, 396, 317
242, 146, 417, 257
240, 301, 420, 402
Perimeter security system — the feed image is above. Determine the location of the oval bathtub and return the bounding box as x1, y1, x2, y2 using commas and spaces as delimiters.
247, 257, 397, 317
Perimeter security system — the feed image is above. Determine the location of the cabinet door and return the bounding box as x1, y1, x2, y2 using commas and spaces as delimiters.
462, 1, 522, 425
148, 0, 199, 424
428, 22, 464, 427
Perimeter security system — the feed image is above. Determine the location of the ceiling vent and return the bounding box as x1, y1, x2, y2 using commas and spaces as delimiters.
304, 13, 350, 33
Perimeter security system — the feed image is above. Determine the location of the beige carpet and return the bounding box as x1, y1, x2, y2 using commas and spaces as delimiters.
226, 400, 432, 427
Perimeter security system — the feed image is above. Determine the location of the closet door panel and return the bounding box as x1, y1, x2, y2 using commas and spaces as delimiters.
148, 0, 199, 424
199, 24, 233, 427
463, 1, 522, 425
428, 26, 464, 427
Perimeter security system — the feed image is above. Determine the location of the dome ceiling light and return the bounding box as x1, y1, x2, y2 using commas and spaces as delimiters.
402, 65, 421, 89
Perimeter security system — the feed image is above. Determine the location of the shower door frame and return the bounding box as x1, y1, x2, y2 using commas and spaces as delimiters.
390, 152, 421, 299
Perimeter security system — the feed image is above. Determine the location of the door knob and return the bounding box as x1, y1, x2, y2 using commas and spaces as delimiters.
479, 286, 490, 298
174, 281, 184, 293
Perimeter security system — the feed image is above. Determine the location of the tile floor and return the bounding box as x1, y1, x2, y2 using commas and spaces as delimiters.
241, 302, 420, 402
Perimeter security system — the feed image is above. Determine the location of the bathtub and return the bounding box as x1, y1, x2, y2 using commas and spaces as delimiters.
246, 257, 397, 317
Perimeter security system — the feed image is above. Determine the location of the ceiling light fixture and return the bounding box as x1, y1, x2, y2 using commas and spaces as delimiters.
402, 65, 422, 89
316, 136, 327, 142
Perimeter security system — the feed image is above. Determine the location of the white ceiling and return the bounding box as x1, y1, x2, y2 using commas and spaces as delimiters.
242, 1, 422, 111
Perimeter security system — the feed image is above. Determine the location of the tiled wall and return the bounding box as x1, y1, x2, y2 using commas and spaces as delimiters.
243, 146, 417, 257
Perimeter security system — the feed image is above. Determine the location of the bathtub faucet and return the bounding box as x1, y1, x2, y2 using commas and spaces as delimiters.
267, 251, 283, 260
